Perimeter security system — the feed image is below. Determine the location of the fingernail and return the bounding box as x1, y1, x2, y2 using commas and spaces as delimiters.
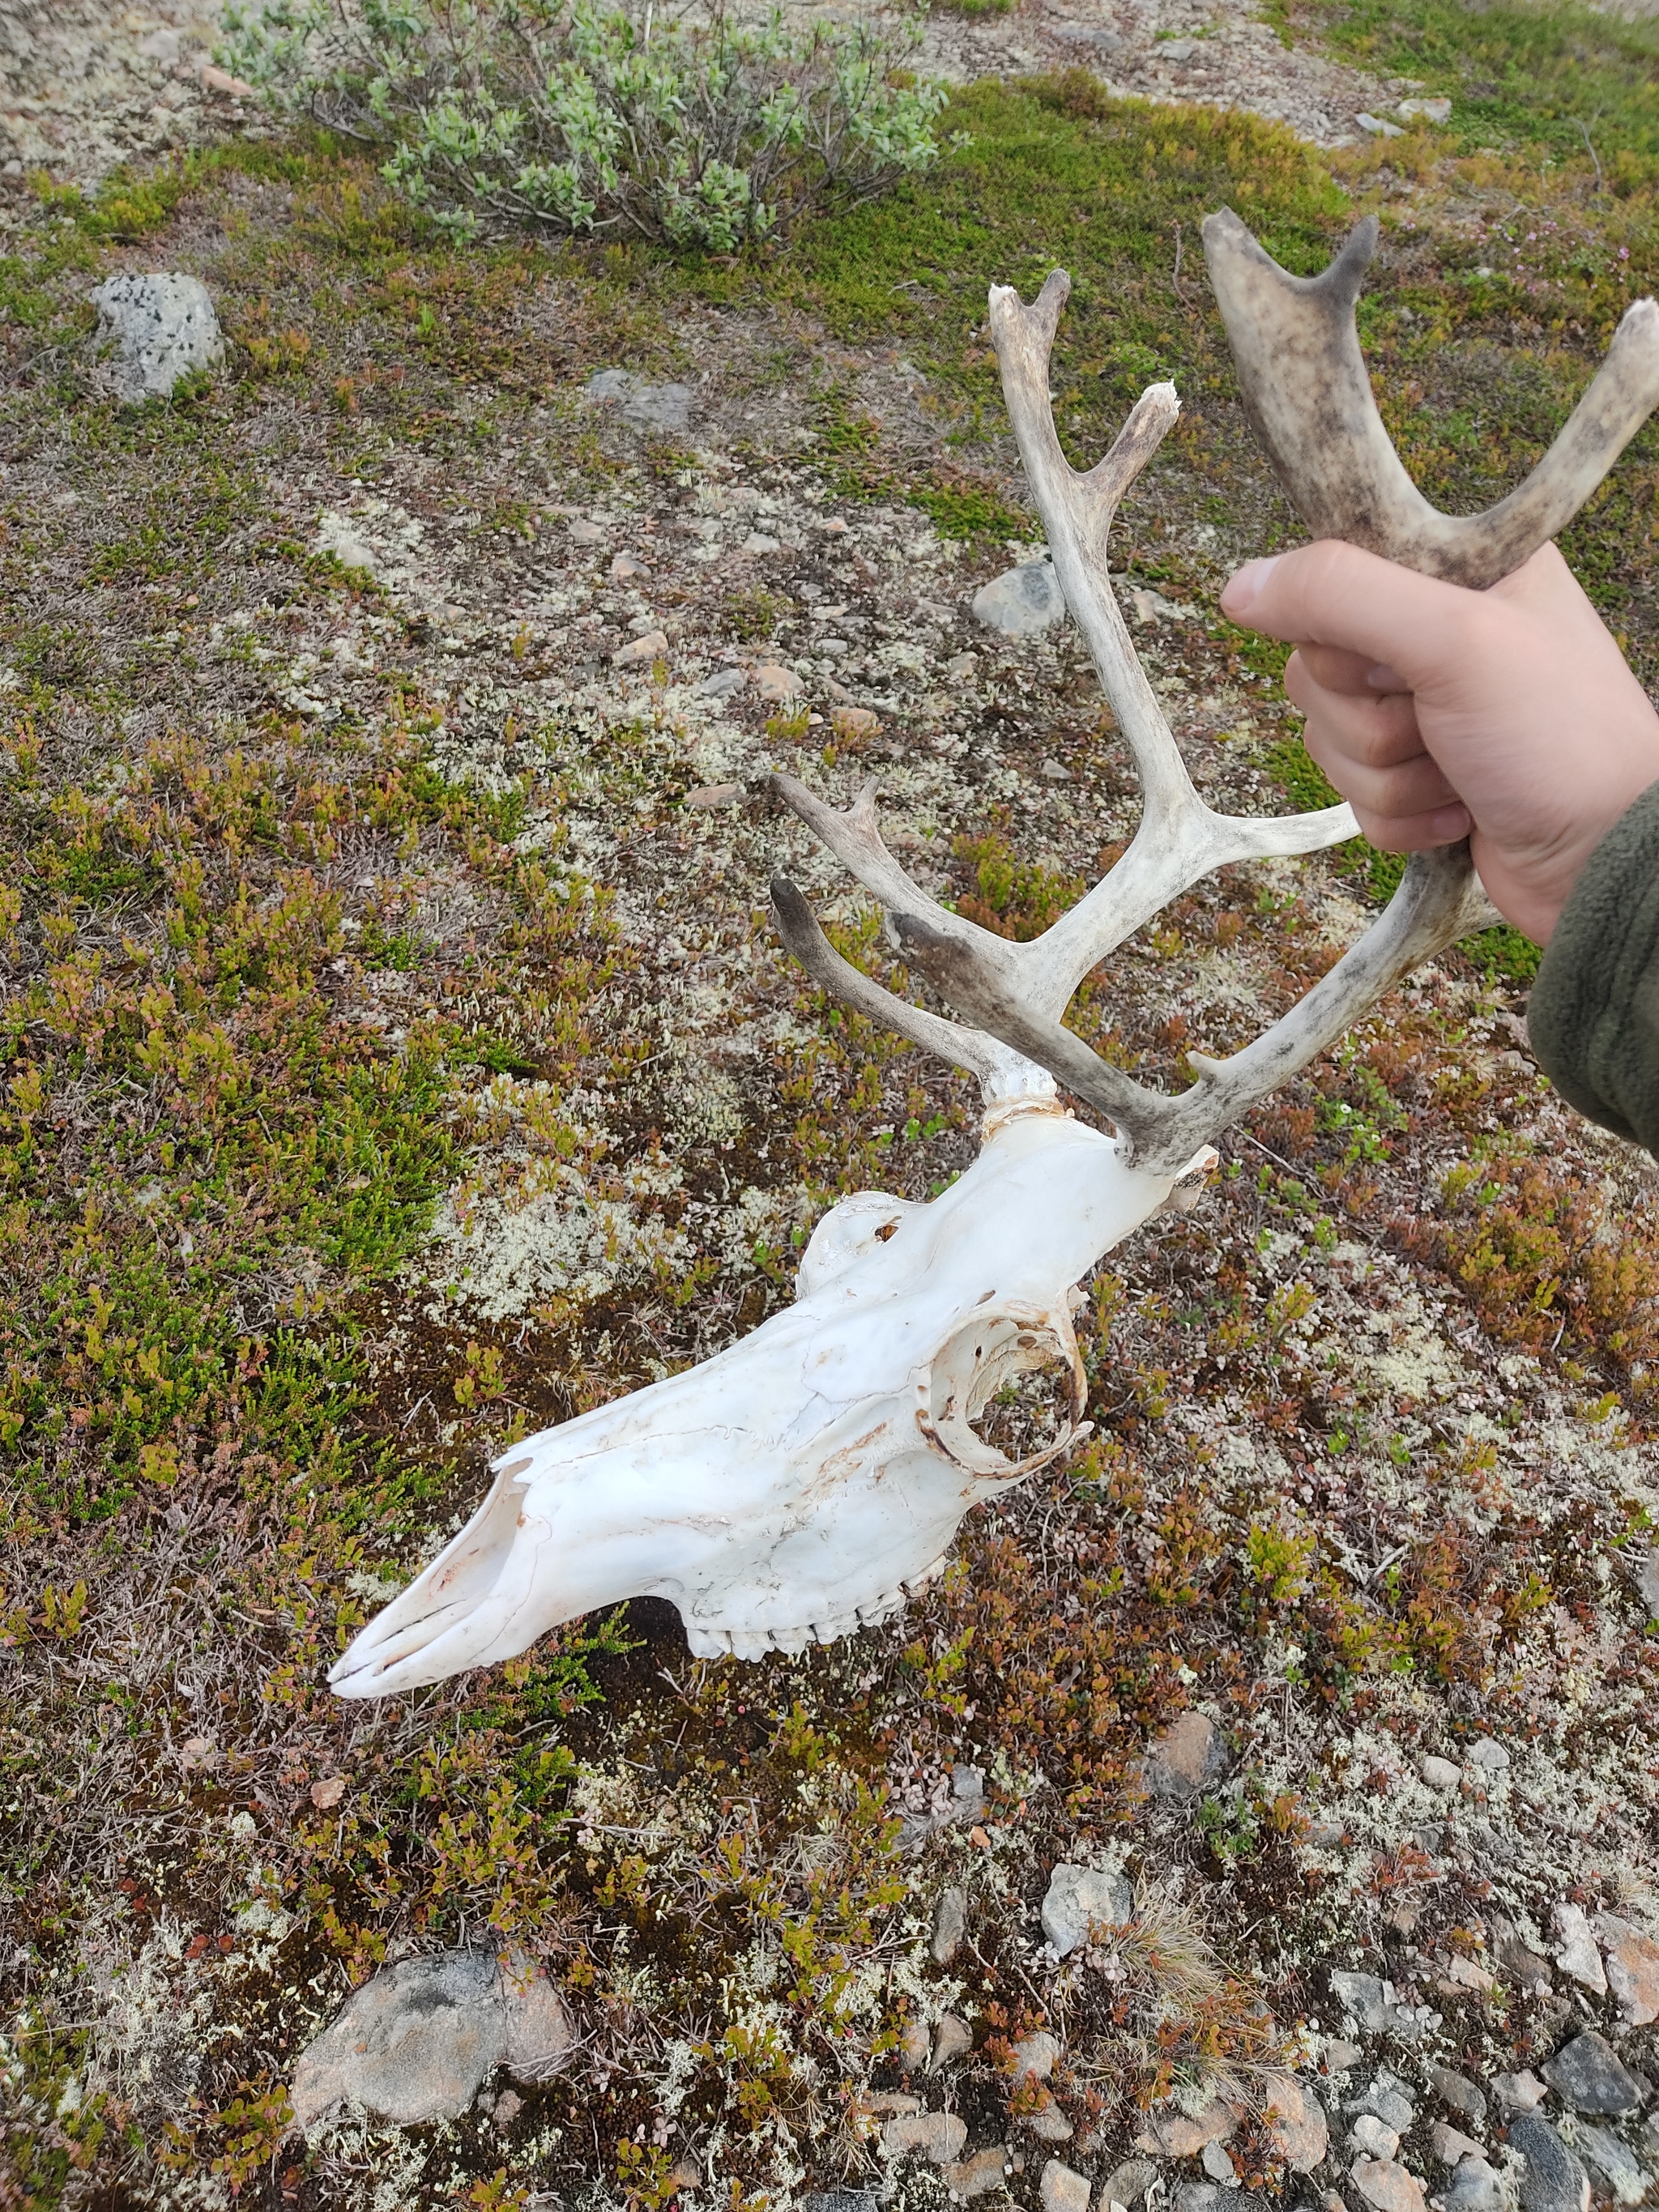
1430, 803, 1472, 843
1221, 554, 1282, 616
1365, 663, 1408, 692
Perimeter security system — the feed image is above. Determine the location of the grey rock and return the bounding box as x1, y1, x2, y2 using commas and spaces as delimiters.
92, 272, 225, 403
1141, 1711, 1230, 1801
1495, 2072, 1550, 2112
1419, 1755, 1462, 1793
1431, 2124, 1486, 2167
898, 2021, 930, 2073
804, 2195, 878, 2212
1427, 2065, 1489, 2125
1012, 2030, 1061, 2081
1468, 1737, 1511, 1772
1573, 2124, 1648, 2206
1441, 2154, 1504, 2212
1494, 1922, 1555, 1993
1542, 2034, 1644, 2116
1101, 2158, 1160, 2207
1053, 22, 1126, 51
698, 666, 747, 699
1329, 1971, 1431, 2041
972, 557, 1065, 637
883, 2110, 967, 2161
1552, 1904, 1609, 1997
1041, 2163, 1092, 2212
1638, 1550, 1659, 1617
586, 369, 695, 436
1172, 2189, 1221, 2212
1326, 2040, 1365, 2074
951, 1763, 986, 1807
1352, 2113, 1402, 2162
1041, 1862, 1133, 1956
931, 1886, 966, 1966
289, 1949, 573, 2128
1509, 2113, 1591, 2212
1363, 2078, 1416, 2133
1201, 2139, 1238, 2181
932, 2013, 972, 2069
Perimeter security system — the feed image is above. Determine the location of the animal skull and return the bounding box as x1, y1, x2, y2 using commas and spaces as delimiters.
331, 216, 1659, 1698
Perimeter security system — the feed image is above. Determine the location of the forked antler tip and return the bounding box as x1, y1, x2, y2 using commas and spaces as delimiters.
989, 268, 1072, 340
1202, 207, 1379, 311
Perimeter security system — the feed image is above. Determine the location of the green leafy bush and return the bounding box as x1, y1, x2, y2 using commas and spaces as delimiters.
219, 0, 949, 248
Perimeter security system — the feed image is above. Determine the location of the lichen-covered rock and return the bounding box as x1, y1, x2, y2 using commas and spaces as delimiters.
1263, 2073, 1329, 2171
1597, 1913, 1659, 2025
1041, 1862, 1132, 1954
1426, 2065, 1488, 2125
1509, 2112, 1591, 2212
92, 272, 225, 403
1573, 2124, 1648, 2206
971, 557, 1065, 637
930, 1886, 967, 1966
881, 2110, 967, 2161
941, 2148, 1011, 2197
1350, 2157, 1427, 2212
1039, 2159, 1092, 2212
586, 369, 695, 435
1541, 2029, 1643, 2115
1141, 1711, 1230, 1801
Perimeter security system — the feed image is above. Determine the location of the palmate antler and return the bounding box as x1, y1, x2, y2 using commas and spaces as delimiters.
772, 217, 1659, 1177
331, 219, 1659, 1694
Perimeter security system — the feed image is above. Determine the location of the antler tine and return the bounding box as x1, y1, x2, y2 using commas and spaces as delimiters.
769, 876, 1041, 1095
1203, 210, 1659, 586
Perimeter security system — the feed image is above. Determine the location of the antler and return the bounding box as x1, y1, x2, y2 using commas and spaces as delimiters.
770, 219, 1659, 1178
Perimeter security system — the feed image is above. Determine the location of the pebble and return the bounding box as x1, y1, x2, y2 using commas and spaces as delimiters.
1542, 2030, 1644, 2115
972, 558, 1066, 637
309, 1775, 346, 1809
1441, 2154, 1504, 2212
753, 663, 802, 701
1101, 2159, 1161, 2206
1468, 1737, 1511, 1772
1427, 2065, 1488, 2125
1597, 1914, 1659, 2026
1508, 2112, 1591, 2212
1012, 2031, 1062, 2082
944, 650, 980, 680
932, 2013, 973, 2069
683, 782, 744, 808
1440, 1956, 1495, 1994
1550, 1903, 1607, 1993
1352, 2114, 1402, 2161
1326, 2041, 1366, 2076
92, 271, 226, 403
898, 2021, 931, 2073
1030, 2108, 1076, 2142
1264, 2073, 1329, 2171
585, 369, 694, 435
1137, 2097, 1237, 2156
1172, 2189, 1220, 2212
609, 550, 650, 579
941, 2150, 1011, 2198
1141, 1712, 1230, 1801
1350, 2159, 1426, 2212
1330, 1970, 1396, 2033
1041, 1863, 1134, 1956
1363, 2077, 1416, 2133
830, 705, 881, 739
1201, 2140, 1236, 2181
612, 630, 668, 665
698, 666, 747, 699
1639, 1550, 1659, 1617
1040, 2159, 1093, 2212
1494, 2071, 1550, 2112
804, 2194, 877, 2212
743, 531, 783, 556
1493, 1922, 1555, 1992
931, 1886, 966, 1966
1039, 757, 1073, 780
1573, 2124, 1648, 2206
1431, 2124, 1486, 2166
1419, 1755, 1462, 1792
882, 2110, 967, 2161
1397, 95, 1452, 121
289, 1950, 573, 2127
568, 518, 605, 543
1356, 110, 1405, 135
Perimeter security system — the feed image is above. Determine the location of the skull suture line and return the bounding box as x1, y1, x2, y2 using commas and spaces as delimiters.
331, 215, 1659, 1696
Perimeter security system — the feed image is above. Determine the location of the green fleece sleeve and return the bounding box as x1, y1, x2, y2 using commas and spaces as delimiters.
1529, 777, 1659, 1155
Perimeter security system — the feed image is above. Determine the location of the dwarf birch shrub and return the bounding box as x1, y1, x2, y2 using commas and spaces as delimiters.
219, 0, 949, 248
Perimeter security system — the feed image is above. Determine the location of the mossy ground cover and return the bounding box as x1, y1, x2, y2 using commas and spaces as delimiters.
2, 69, 1657, 2210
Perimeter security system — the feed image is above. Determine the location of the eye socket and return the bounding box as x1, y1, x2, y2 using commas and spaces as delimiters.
923, 1306, 1085, 1480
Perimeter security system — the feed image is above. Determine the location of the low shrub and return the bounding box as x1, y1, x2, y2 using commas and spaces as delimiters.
219, 0, 949, 249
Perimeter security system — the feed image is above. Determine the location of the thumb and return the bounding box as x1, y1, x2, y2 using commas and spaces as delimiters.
1221, 539, 1481, 681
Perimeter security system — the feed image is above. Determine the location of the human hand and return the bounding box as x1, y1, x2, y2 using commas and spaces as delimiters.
1219, 539, 1659, 944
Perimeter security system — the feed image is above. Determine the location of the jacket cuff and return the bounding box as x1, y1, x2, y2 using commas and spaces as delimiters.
1529, 777, 1659, 1151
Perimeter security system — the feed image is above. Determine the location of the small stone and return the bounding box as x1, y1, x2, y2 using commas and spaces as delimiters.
817, 517, 849, 535
663, 2157, 702, 2193
1263, 2074, 1329, 2171
743, 531, 782, 556
1432, 2125, 1486, 2167
1350, 2159, 1426, 2212
177, 1735, 216, 1770
972, 558, 1065, 638
932, 2014, 973, 2069
830, 705, 881, 740
1325, 2041, 1365, 2076
1012, 2031, 1061, 2082
1597, 1915, 1659, 2026
753, 663, 802, 701
1420, 1756, 1462, 1793
1041, 1864, 1133, 1957
200, 62, 258, 94
1638, 1551, 1659, 1617
1039, 757, 1073, 781
1031, 2107, 1076, 2142
1137, 2099, 1237, 2157
867, 2091, 923, 2116
804, 2194, 878, 2212
898, 2021, 931, 2073
1494, 1923, 1554, 1992
944, 651, 980, 680
1331, 1969, 1393, 2031
569, 518, 606, 543
1495, 2071, 1550, 2112
1551, 1903, 1608, 1993
1442, 2154, 1505, 2212
1542, 2031, 1644, 2116
1575, 2124, 1648, 2206
1364, 2078, 1415, 2133
1171, 2189, 1219, 2212
683, 782, 744, 808
1101, 2159, 1160, 2207
1201, 2140, 1236, 2182
1441, 1956, 1496, 1994
883, 2110, 967, 2161
585, 369, 694, 436
1427, 2065, 1488, 2125
309, 1775, 346, 1809
1141, 1712, 1230, 1802
1397, 96, 1452, 121
941, 2150, 1011, 2198
931, 1888, 967, 1967
698, 666, 747, 700
313, 514, 377, 574
1356, 111, 1406, 136
610, 551, 650, 580
612, 630, 668, 666
1041, 2159, 1093, 2212
493, 2086, 522, 2126
1509, 2112, 1591, 2212
1468, 1737, 1510, 1772
92, 271, 226, 403
498, 1955, 575, 2086
1353, 2115, 1402, 2162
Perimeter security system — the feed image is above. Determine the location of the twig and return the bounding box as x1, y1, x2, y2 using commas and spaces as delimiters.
1573, 113, 1605, 195
1171, 220, 1192, 306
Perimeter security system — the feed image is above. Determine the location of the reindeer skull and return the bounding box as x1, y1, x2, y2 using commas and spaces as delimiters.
331, 218, 1659, 1696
